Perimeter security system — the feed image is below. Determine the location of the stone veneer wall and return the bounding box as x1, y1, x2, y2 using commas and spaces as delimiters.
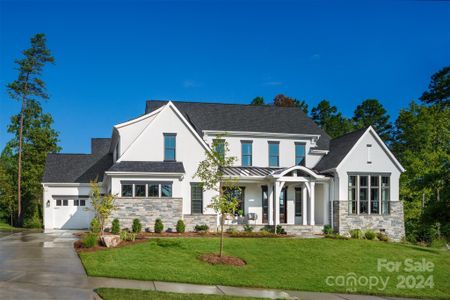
333, 200, 405, 241
108, 197, 183, 232
183, 214, 218, 232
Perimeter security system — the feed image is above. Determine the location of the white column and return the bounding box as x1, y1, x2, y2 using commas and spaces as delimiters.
323, 182, 329, 225
309, 182, 315, 225
274, 181, 280, 227
268, 183, 274, 225
302, 183, 307, 225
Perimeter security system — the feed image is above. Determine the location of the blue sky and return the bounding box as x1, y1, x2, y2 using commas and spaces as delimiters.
1, 0, 449, 153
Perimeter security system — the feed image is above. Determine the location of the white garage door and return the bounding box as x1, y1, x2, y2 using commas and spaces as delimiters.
53, 198, 94, 229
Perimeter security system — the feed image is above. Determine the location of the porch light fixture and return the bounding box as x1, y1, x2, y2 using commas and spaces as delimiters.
46, 200, 50, 207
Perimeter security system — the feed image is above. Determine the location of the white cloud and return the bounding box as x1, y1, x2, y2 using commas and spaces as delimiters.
263, 81, 283, 86
311, 53, 321, 60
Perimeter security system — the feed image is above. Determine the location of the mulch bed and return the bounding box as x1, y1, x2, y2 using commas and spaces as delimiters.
199, 253, 246, 266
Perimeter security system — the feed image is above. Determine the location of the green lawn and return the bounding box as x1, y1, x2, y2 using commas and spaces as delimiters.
0, 221, 18, 230
80, 238, 450, 299
96, 288, 262, 300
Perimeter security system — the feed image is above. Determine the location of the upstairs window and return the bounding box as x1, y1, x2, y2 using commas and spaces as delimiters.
164, 133, 176, 161
268, 142, 279, 167
213, 139, 225, 160
241, 141, 253, 167
295, 143, 306, 166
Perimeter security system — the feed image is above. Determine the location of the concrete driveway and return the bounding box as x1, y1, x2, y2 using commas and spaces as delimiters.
0, 230, 95, 300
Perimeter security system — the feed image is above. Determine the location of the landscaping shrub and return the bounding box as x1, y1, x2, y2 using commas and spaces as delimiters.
194, 224, 209, 232
176, 219, 185, 233
260, 225, 275, 233
120, 231, 136, 242
82, 233, 98, 248
90, 218, 101, 234
120, 230, 128, 241
276, 225, 286, 235
243, 224, 254, 232
23, 211, 43, 228
154, 218, 164, 233
226, 227, 238, 234
323, 224, 333, 235
376, 232, 389, 242
349, 229, 363, 239
111, 218, 120, 235
365, 230, 376, 240
132, 218, 142, 233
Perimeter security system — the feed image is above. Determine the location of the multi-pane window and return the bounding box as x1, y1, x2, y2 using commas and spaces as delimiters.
348, 176, 357, 214
191, 183, 203, 214
56, 199, 62, 206
348, 174, 390, 215
121, 184, 133, 197
135, 184, 146, 197
164, 133, 176, 161
213, 139, 225, 160
359, 176, 369, 214
295, 188, 302, 217
295, 143, 306, 166
241, 141, 253, 167
121, 182, 173, 198
74, 199, 86, 206
268, 142, 279, 167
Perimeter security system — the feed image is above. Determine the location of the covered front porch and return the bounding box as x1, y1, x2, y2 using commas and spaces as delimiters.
222, 165, 331, 228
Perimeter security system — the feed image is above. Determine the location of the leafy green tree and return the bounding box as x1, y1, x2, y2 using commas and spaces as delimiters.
393, 102, 449, 241
352, 99, 393, 142
420, 66, 449, 108
273, 94, 308, 113
6, 33, 55, 223
195, 136, 240, 257
0, 161, 15, 226
88, 180, 117, 236
250, 96, 265, 106
311, 100, 353, 138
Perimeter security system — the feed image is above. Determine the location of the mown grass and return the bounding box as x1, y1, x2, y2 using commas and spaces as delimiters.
96, 288, 263, 300
0, 221, 19, 230
80, 238, 450, 299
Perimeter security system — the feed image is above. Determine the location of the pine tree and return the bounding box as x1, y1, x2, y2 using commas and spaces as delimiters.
352, 99, 393, 142
311, 100, 353, 138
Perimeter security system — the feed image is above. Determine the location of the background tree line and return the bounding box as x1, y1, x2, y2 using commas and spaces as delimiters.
251, 66, 449, 244
0, 34, 448, 246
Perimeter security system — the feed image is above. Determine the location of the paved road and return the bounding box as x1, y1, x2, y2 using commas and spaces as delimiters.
0, 230, 94, 300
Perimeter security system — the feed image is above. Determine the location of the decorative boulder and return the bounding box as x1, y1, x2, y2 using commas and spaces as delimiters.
101, 235, 121, 248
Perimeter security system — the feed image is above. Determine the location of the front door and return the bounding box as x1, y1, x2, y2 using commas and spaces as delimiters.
262, 186, 268, 223
279, 187, 287, 223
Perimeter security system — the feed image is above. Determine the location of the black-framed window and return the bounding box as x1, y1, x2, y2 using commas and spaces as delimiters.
268, 142, 279, 167
56, 199, 62, 206
74, 199, 79, 206
241, 141, 253, 167
213, 139, 225, 160
164, 133, 176, 161
121, 184, 133, 197
135, 184, 146, 197
161, 183, 172, 197
295, 143, 306, 166
191, 183, 203, 214
295, 188, 302, 217
348, 174, 390, 215
62, 199, 68, 206
148, 183, 159, 197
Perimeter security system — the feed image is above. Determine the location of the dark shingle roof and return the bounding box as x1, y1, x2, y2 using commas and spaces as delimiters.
146, 100, 330, 150
107, 161, 185, 173
314, 127, 368, 172
42, 138, 113, 183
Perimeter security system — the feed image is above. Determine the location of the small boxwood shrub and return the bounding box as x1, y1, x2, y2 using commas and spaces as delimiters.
349, 229, 363, 239
243, 224, 254, 232
377, 232, 389, 242
176, 219, 185, 233
226, 227, 238, 234
132, 218, 142, 233
90, 218, 100, 234
365, 230, 376, 240
82, 233, 98, 248
276, 225, 286, 235
260, 225, 275, 233
119, 231, 136, 241
154, 218, 164, 233
194, 224, 209, 232
111, 218, 120, 235
323, 224, 333, 235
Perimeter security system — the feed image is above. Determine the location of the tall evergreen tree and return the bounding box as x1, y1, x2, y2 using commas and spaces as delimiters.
250, 96, 265, 106
5, 33, 56, 225
420, 66, 449, 108
311, 100, 353, 138
352, 99, 393, 142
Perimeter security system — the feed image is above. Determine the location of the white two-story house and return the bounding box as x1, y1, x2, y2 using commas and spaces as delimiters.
42, 100, 406, 240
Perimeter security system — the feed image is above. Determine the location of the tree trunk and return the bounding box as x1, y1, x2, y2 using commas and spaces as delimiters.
17, 74, 29, 226
219, 214, 224, 257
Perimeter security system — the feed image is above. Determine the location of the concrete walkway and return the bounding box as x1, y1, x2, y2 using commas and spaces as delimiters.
0, 231, 418, 300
